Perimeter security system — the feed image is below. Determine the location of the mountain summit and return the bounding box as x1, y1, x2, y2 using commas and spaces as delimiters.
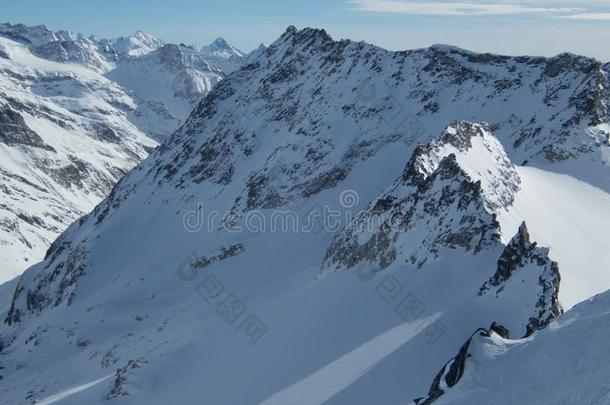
200, 37, 244, 58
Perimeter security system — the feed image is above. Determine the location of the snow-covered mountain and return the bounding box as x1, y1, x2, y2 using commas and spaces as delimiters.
0, 23, 228, 140
200, 37, 267, 72
106, 43, 224, 140
201, 37, 244, 59
0, 32, 156, 283
1, 26, 609, 404
101, 31, 164, 58
200, 37, 244, 72
0, 23, 233, 282
0, 23, 115, 72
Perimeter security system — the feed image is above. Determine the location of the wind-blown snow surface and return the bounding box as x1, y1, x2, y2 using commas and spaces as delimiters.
1, 26, 610, 404
429, 290, 610, 404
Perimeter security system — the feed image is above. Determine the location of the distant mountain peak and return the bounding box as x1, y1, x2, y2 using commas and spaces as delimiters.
108, 31, 163, 57
201, 37, 243, 58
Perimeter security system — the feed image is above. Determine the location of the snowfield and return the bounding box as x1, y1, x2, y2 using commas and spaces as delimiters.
499, 166, 610, 308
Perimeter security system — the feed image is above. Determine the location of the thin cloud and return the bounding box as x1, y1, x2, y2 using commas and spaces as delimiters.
558, 12, 610, 20
348, 0, 582, 16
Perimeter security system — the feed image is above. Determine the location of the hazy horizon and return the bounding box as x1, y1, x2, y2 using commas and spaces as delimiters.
4, 0, 610, 61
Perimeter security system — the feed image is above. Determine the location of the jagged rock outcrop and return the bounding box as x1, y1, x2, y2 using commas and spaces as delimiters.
417, 224, 563, 403
414, 324, 507, 405
413, 290, 610, 405
480, 221, 562, 336
0, 107, 53, 150
325, 122, 517, 270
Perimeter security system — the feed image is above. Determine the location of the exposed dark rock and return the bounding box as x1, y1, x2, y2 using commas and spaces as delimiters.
6, 243, 89, 325
326, 123, 510, 271
479, 222, 562, 336
0, 107, 54, 151
106, 359, 145, 399
415, 327, 491, 404
90, 122, 121, 143
190, 244, 244, 270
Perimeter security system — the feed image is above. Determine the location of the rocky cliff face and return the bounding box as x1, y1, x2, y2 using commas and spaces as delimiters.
324, 122, 518, 271
480, 222, 562, 337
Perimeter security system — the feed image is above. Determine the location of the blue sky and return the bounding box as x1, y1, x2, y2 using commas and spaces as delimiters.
4, 0, 610, 60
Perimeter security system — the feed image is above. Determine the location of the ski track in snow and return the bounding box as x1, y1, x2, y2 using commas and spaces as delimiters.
260, 316, 436, 405
34, 374, 113, 405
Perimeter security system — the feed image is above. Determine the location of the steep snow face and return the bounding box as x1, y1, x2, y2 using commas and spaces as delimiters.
1, 26, 609, 404
422, 289, 610, 405
106, 44, 224, 140
496, 166, 610, 308
0, 276, 19, 322
0, 34, 156, 282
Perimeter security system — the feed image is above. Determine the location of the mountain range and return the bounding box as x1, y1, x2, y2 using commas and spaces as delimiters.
0, 23, 262, 282
1, 24, 610, 404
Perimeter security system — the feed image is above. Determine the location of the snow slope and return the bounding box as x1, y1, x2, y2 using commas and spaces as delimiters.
424, 289, 610, 404
498, 166, 610, 308
1, 26, 609, 404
